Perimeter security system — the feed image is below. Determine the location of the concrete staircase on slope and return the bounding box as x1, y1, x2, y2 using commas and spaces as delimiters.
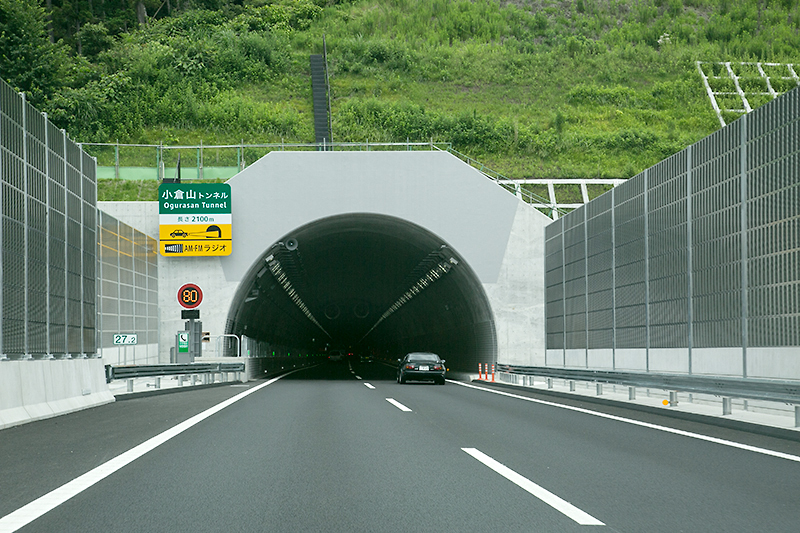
310, 54, 331, 148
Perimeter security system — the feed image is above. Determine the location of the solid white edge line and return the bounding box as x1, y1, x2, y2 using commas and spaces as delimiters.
385, 398, 412, 412
462, 448, 604, 526
0, 373, 292, 533
364, 383, 375, 389
452, 381, 800, 463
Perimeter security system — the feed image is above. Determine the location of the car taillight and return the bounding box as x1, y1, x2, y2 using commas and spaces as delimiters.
405, 364, 415, 370
434, 365, 443, 370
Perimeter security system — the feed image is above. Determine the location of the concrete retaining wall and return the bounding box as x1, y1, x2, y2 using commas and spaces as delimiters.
0, 359, 114, 430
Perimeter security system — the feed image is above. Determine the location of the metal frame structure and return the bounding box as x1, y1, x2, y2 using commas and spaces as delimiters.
697, 61, 800, 127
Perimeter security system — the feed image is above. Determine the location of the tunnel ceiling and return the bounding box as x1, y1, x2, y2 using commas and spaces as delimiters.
227, 214, 496, 371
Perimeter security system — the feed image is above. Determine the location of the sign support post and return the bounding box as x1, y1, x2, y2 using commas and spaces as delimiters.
177, 285, 203, 362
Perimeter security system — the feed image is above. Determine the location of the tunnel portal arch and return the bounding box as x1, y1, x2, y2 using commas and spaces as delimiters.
226, 213, 497, 371
155, 150, 548, 371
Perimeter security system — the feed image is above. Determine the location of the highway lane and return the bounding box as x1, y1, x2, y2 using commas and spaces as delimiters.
0, 384, 249, 519
2, 361, 800, 532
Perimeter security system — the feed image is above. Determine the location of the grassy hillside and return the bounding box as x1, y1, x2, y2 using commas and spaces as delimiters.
21, 0, 799, 195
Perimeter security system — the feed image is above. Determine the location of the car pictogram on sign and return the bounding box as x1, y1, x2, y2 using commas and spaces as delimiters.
169, 226, 221, 239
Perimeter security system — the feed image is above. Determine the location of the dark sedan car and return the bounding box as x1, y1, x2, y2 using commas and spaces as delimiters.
397, 352, 446, 385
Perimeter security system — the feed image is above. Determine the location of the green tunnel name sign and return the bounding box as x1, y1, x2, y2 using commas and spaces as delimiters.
159, 183, 232, 257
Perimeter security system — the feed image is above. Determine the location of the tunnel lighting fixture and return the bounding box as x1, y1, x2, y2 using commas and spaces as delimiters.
359, 255, 458, 342
266, 257, 331, 338
244, 288, 260, 303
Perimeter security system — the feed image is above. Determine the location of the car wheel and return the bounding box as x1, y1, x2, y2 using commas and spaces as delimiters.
438, 377, 445, 385
399, 372, 406, 384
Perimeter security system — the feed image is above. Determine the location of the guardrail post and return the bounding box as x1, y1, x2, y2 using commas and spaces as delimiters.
127, 379, 134, 393
628, 387, 636, 400
722, 397, 732, 416
795, 406, 800, 428
569, 380, 576, 391
155, 377, 161, 389
547, 378, 553, 389
669, 391, 678, 406
596, 383, 603, 396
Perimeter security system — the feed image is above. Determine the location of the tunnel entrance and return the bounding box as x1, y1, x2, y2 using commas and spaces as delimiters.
225, 214, 496, 372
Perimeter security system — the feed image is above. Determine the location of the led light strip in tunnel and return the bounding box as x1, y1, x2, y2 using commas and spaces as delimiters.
265, 255, 331, 338
360, 255, 459, 342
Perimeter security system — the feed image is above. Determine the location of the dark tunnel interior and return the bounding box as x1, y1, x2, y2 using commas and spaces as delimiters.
226, 214, 496, 373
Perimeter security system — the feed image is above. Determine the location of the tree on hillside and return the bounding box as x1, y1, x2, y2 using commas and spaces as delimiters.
0, 0, 72, 105
47, 0, 164, 50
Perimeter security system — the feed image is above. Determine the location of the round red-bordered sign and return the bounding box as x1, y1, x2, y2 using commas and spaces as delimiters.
177, 283, 203, 309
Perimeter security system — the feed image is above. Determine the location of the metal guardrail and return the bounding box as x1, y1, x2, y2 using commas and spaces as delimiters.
81, 140, 453, 181
496, 364, 800, 405
105, 362, 245, 383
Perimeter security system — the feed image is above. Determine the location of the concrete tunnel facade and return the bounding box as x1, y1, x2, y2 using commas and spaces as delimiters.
149, 150, 550, 373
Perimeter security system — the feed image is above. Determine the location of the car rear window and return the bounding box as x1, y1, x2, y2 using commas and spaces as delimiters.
407, 353, 439, 362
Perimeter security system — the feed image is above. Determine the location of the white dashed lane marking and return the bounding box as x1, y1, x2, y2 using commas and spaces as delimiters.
385, 398, 412, 412
462, 448, 604, 526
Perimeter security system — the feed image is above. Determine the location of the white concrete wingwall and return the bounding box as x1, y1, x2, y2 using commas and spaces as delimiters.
0, 359, 114, 430
485, 201, 549, 366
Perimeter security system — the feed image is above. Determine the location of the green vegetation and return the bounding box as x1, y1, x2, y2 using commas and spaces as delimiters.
98, 178, 161, 201
2, 0, 799, 201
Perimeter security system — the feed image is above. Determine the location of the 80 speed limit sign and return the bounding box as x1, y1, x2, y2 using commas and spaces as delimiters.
177, 283, 203, 309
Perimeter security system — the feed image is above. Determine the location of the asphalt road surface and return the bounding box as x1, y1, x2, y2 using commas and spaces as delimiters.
2, 361, 800, 532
